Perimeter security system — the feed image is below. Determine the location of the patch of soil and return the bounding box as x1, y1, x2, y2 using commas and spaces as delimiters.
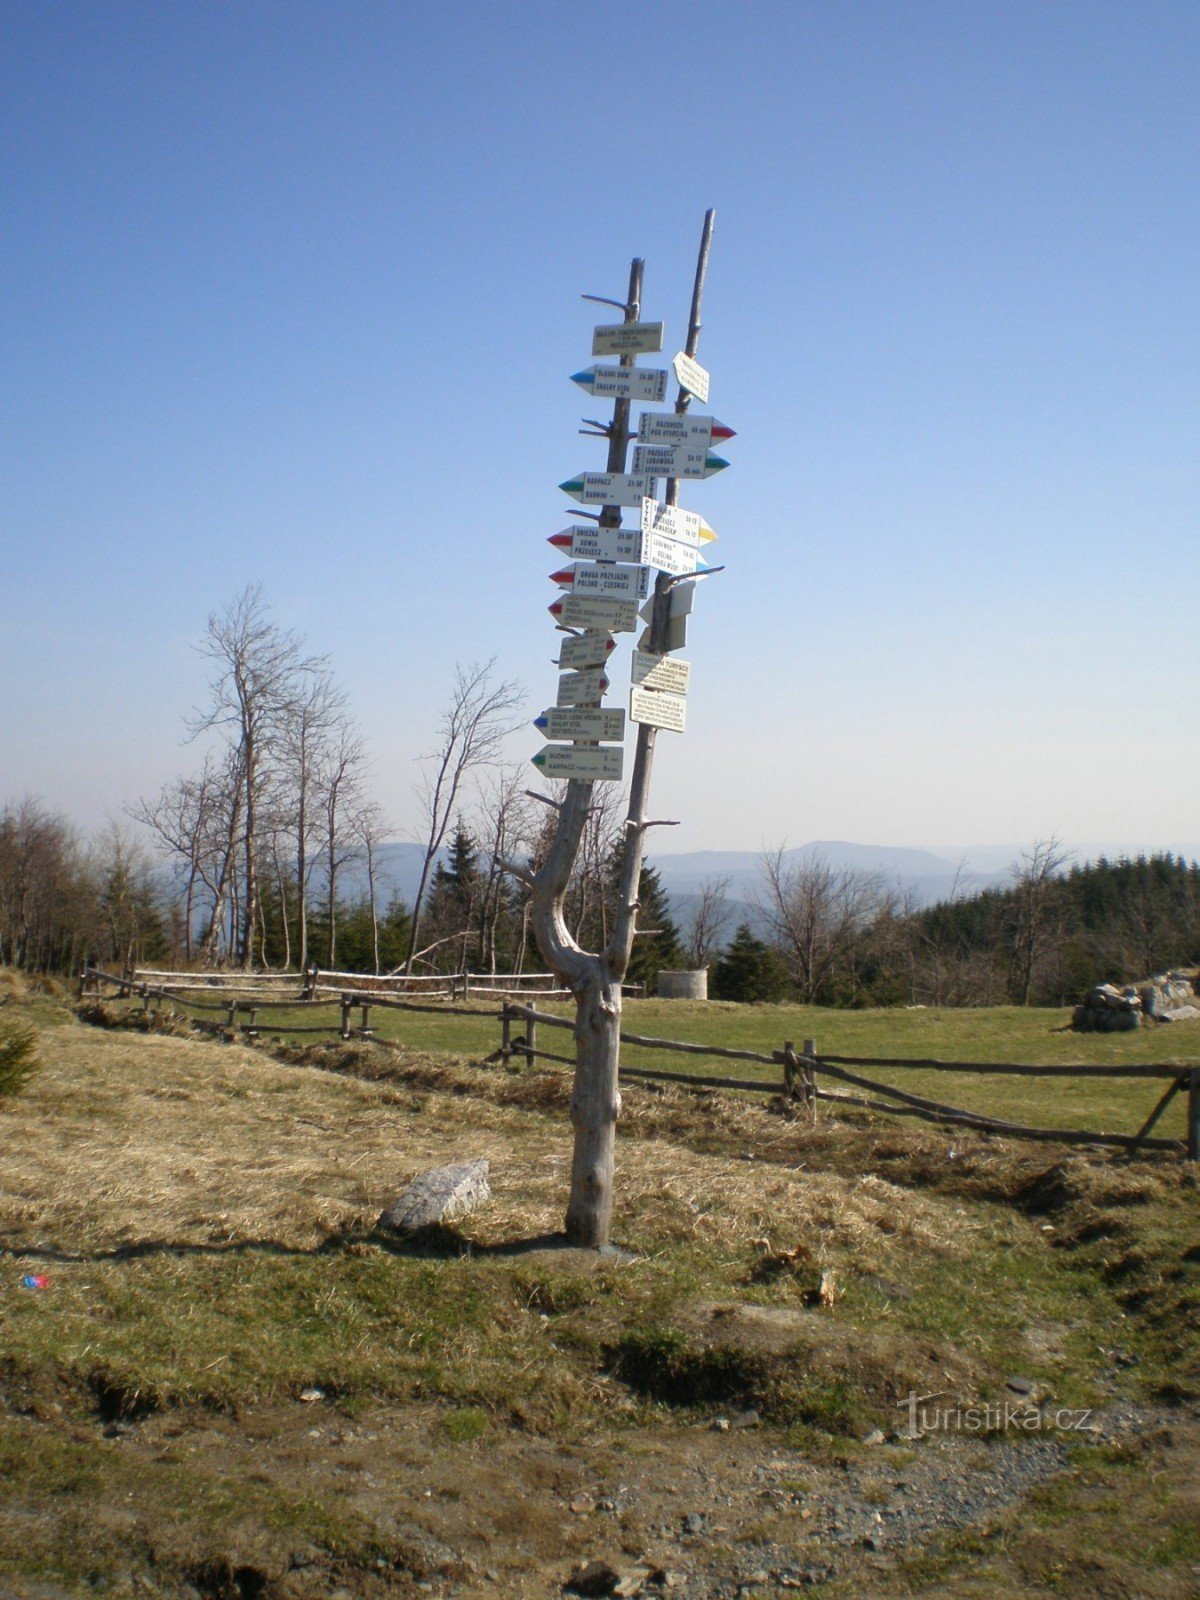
2, 1396, 1196, 1599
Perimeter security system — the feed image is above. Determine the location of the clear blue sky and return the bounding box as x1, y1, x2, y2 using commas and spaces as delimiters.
3, 0, 1197, 857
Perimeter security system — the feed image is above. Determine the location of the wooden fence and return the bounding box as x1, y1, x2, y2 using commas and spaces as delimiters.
79, 969, 1198, 1160
496, 1002, 1200, 1161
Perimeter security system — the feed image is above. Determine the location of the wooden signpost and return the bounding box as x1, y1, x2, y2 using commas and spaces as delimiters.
510, 210, 729, 1248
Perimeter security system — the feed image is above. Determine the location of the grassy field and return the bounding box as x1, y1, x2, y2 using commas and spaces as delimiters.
112, 983, 1200, 1141
1, 973, 1197, 1597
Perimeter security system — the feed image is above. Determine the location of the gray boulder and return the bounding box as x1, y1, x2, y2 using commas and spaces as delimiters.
377, 1159, 491, 1234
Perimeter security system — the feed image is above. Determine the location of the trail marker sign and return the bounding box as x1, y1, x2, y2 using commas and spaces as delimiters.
548, 595, 639, 631
534, 707, 626, 741
591, 321, 664, 357
561, 472, 658, 507
631, 650, 691, 695
571, 366, 670, 402
672, 350, 710, 403
629, 685, 687, 732
557, 668, 610, 706
532, 744, 624, 781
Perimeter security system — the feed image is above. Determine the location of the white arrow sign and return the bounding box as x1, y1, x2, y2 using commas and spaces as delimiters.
672, 350, 710, 403
592, 321, 664, 357
532, 744, 624, 781
552, 524, 698, 577
631, 650, 691, 695
548, 595, 639, 631
636, 412, 733, 447
557, 667, 610, 706
551, 525, 642, 563
552, 562, 651, 601
630, 685, 687, 733
641, 530, 700, 577
535, 706, 626, 741
572, 366, 669, 402
561, 472, 658, 507
640, 497, 715, 549
556, 631, 616, 670
632, 444, 726, 480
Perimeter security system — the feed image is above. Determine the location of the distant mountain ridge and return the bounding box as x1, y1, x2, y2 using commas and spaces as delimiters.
334, 837, 1200, 926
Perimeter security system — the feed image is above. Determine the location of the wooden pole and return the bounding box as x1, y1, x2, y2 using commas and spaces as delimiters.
1188, 1068, 1200, 1161
802, 1036, 817, 1114
526, 1013, 538, 1070
501, 1003, 512, 1063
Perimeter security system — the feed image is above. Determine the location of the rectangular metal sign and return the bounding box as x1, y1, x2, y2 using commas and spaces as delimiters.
533, 744, 624, 781
575, 366, 669, 402
631, 650, 691, 695
557, 667, 609, 706
550, 595, 639, 631
556, 632, 615, 669
560, 562, 651, 601
672, 350, 710, 403
592, 321, 664, 357
562, 472, 658, 507
537, 706, 626, 741
630, 685, 687, 733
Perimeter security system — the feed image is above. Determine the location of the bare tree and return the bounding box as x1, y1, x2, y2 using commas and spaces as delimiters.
1007, 836, 1070, 1004
278, 667, 346, 971
683, 874, 733, 969
470, 767, 537, 973
757, 847, 890, 1003
404, 660, 523, 974
188, 586, 321, 968
317, 723, 368, 969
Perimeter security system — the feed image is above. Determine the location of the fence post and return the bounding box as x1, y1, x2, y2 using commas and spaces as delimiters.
227, 1000, 238, 1034
360, 1003, 373, 1038
303, 966, 316, 1001
247, 1006, 259, 1038
1188, 1069, 1200, 1162
525, 1012, 537, 1069
802, 1037, 817, 1115
340, 995, 352, 1040
500, 1003, 512, 1064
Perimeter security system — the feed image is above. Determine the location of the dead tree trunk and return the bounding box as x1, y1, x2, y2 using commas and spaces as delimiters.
518, 215, 717, 1248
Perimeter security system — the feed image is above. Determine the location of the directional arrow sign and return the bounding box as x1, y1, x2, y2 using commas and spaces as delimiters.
557, 668, 610, 706
630, 685, 687, 733
641, 497, 717, 547
550, 524, 640, 563
571, 366, 669, 402
641, 531, 700, 577
637, 413, 735, 447
672, 350, 710, 403
548, 595, 639, 631
560, 472, 658, 507
592, 321, 664, 357
532, 744, 624, 781
632, 444, 729, 480
631, 650, 691, 695
556, 632, 616, 670
551, 525, 699, 576
534, 706, 626, 741
551, 562, 651, 601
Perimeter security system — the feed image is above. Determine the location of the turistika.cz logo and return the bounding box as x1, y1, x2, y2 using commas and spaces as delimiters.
897, 1392, 1096, 1437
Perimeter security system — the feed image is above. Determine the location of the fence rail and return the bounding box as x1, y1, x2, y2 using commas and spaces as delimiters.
79, 969, 1198, 1160
496, 1003, 1199, 1160
98, 964, 642, 1003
